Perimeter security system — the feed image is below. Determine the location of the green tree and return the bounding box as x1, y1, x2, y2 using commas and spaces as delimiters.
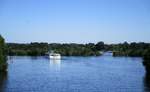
0, 35, 7, 72
95, 41, 104, 51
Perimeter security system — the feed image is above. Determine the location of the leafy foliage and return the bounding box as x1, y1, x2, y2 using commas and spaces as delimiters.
0, 35, 7, 72
7, 42, 103, 56
111, 42, 150, 57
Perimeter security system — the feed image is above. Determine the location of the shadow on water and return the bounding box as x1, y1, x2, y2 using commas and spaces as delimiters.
143, 73, 150, 92
0, 72, 7, 92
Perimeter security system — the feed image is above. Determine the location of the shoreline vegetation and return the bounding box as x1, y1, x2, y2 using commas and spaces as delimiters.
0, 35, 7, 72
7, 42, 150, 57
112, 42, 150, 57
143, 49, 150, 76
7, 42, 105, 56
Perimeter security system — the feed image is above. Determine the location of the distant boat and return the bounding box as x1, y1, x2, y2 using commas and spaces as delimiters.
49, 53, 61, 59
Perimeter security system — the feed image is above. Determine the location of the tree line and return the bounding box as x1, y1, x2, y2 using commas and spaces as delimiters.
7, 42, 105, 56
111, 42, 150, 57
6, 41, 150, 58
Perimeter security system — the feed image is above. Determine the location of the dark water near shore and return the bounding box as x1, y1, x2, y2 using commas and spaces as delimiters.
0, 54, 150, 92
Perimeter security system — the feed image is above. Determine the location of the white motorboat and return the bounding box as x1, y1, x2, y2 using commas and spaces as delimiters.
49, 53, 61, 59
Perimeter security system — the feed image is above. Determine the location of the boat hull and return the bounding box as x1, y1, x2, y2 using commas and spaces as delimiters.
49, 55, 61, 59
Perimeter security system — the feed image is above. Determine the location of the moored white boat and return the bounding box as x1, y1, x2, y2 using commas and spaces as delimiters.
49, 53, 61, 59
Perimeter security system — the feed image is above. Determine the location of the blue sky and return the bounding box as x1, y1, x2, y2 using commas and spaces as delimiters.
0, 0, 150, 43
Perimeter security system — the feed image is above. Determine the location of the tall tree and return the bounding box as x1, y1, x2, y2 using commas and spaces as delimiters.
0, 35, 7, 72
95, 41, 104, 51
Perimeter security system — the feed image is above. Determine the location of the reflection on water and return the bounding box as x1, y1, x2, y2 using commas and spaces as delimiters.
50, 59, 61, 71
0, 72, 7, 92
144, 74, 150, 92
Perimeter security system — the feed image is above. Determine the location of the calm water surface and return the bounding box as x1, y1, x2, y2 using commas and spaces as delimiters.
0, 54, 149, 92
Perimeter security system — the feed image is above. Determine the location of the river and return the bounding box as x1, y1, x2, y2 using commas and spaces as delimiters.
0, 54, 149, 92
